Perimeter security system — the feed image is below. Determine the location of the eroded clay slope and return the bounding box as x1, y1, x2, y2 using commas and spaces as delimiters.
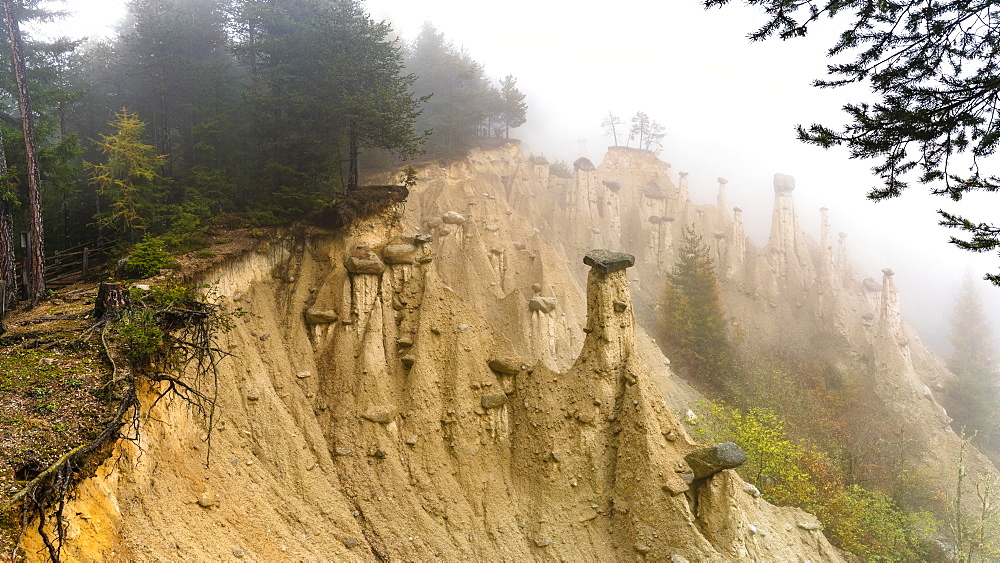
25, 144, 845, 561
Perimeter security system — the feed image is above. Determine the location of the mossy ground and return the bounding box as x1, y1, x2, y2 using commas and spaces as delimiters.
0, 291, 115, 560
0, 230, 261, 560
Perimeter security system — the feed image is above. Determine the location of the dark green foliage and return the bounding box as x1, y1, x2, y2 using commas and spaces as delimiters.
0, 2, 83, 281
236, 0, 425, 192
116, 309, 163, 364
116, 0, 239, 169
944, 271, 1000, 449
311, 184, 409, 231
0, 0, 524, 308
662, 226, 730, 381
405, 24, 524, 156
405, 23, 488, 156
121, 237, 177, 279
705, 0, 1000, 283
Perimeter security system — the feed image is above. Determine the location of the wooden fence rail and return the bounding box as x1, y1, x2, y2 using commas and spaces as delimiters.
3, 237, 117, 301
11, 239, 117, 292
46, 242, 115, 287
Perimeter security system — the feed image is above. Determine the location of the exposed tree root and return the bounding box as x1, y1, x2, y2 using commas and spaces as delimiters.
6, 284, 238, 561
3, 388, 138, 562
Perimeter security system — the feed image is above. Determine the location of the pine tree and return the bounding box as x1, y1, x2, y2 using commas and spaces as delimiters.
497, 74, 526, 139
663, 226, 731, 382
601, 111, 622, 146
117, 0, 237, 172
3, 0, 44, 302
946, 271, 1000, 449
232, 0, 425, 192
405, 23, 494, 156
86, 109, 166, 243
706, 0, 1000, 283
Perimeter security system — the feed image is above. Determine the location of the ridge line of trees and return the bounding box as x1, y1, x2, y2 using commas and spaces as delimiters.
0, 2, 529, 325
601, 110, 665, 153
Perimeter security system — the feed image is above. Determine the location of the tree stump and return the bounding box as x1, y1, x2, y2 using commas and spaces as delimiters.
94, 282, 131, 322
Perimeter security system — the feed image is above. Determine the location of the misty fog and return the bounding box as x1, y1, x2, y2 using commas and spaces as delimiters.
55, 0, 1000, 355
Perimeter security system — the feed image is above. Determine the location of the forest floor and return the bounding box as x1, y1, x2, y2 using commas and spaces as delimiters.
0, 228, 263, 560
0, 290, 114, 559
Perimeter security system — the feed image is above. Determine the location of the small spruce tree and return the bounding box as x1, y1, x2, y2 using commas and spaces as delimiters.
662, 226, 731, 382
946, 271, 1000, 450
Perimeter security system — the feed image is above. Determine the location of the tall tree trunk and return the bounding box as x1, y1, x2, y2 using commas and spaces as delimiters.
0, 127, 15, 318
0, 198, 12, 336
348, 124, 359, 192
3, 0, 44, 303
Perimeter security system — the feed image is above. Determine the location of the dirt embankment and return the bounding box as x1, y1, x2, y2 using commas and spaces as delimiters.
18, 143, 849, 561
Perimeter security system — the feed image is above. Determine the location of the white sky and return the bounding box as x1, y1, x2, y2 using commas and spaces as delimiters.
48, 0, 1000, 351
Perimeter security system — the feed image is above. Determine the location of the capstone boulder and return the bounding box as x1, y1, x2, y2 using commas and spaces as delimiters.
684, 442, 747, 479
583, 249, 635, 274
304, 307, 338, 324
442, 211, 466, 225
344, 254, 385, 274
773, 173, 795, 193
382, 243, 417, 264
529, 296, 557, 313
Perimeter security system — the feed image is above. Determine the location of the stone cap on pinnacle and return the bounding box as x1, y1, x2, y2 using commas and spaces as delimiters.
773, 173, 795, 193
584, 250, 635, 274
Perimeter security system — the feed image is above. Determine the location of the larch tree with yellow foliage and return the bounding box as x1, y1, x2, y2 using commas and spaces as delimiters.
86, 109, 166, 243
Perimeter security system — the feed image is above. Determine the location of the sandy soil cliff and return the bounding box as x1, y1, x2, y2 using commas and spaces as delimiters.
21, 142, 913, 561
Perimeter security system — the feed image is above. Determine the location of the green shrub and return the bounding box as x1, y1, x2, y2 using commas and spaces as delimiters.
824, 487, 931, 561
244, 209, 281, 227
689, 402, 815, 505
116, 309, 164, 364
688, 400, 930, 560
122, 237, 177, 279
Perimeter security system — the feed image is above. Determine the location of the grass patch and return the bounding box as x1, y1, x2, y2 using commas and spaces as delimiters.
0, 349, 101, 392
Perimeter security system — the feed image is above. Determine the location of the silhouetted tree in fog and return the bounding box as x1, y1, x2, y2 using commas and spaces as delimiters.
601, 111, 622, 146
627, 110, 665, 153
406, 23, 494, 156
946, 271, 1000, 449
707, 0, 1000, 283
497, 74, 526, 138
233, 0, 425, 193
